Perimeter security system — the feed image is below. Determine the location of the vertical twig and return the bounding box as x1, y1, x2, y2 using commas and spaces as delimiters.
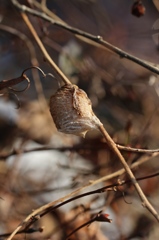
98, 124, 159, 221
21, 12, 71, 85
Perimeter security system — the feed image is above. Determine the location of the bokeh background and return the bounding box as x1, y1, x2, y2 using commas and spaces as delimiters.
1, 1, 159, 239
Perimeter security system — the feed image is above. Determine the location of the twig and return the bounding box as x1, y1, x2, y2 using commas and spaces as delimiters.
66, 212, 112, 239
20, 12, 71, 85
39, 172, 159, 217
116, 144, 159, 153
0, 227, 43, 238
1, 146, 158, 186
6, 171, 159, 239
6, 151, 159, 240
2, 144, 159, 161
0, 24, 37, 62
11, 0, 159, 76
30, 0, 107, 50
0, 74, 30, 91
0, 66, 52, 92
7, 0, 159, 236
0, 24, 46, 103
98, 124, 159, 221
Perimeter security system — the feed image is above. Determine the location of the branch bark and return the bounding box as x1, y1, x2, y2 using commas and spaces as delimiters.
98, 124, 159, 221
21, 12, 71, 85
11, 0, 159, 76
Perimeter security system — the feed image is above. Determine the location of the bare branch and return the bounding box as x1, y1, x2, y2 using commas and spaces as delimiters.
0, 23, 46, 103
98, 124, 159, 221
0, 227, 43, 238
116, 144, 159, 153
20, 12, 71, 85
11, 0, 159, 76
0, 74, 30, 91
66, 212, 112, 239
2, 143, 159, 161
6, 170, 159, 239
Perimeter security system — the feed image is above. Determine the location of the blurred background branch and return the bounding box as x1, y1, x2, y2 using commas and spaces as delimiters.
1, 0, 159, 239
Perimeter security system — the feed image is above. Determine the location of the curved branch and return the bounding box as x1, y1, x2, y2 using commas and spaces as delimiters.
0, 74, 30, 91
0, 24, 46, 103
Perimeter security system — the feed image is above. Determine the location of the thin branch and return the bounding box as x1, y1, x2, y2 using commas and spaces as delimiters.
6, 1, 159, 237
116, 144, 159, 153
0, 74, 30, 91
66, 212, 112, 239
0, 24, 37, 63
0, 66, 52, 92
30, 0, 107, 50
4, 150, 159, 195
20, 12, 71, 85
2, 143, 159, 162
6, 151, 159, 240
98, 124, 159, 221
0, 24, 46, 103
11, 0, 159, 76
6, 171, 159, 239
39, 172, 159, 217
66, 218, 95, 239
0, 227, 43, 238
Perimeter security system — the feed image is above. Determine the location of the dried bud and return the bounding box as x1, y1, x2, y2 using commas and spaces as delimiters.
131, 1, 146, 17
95, 213, 112, 223
50, 84, 101, 137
